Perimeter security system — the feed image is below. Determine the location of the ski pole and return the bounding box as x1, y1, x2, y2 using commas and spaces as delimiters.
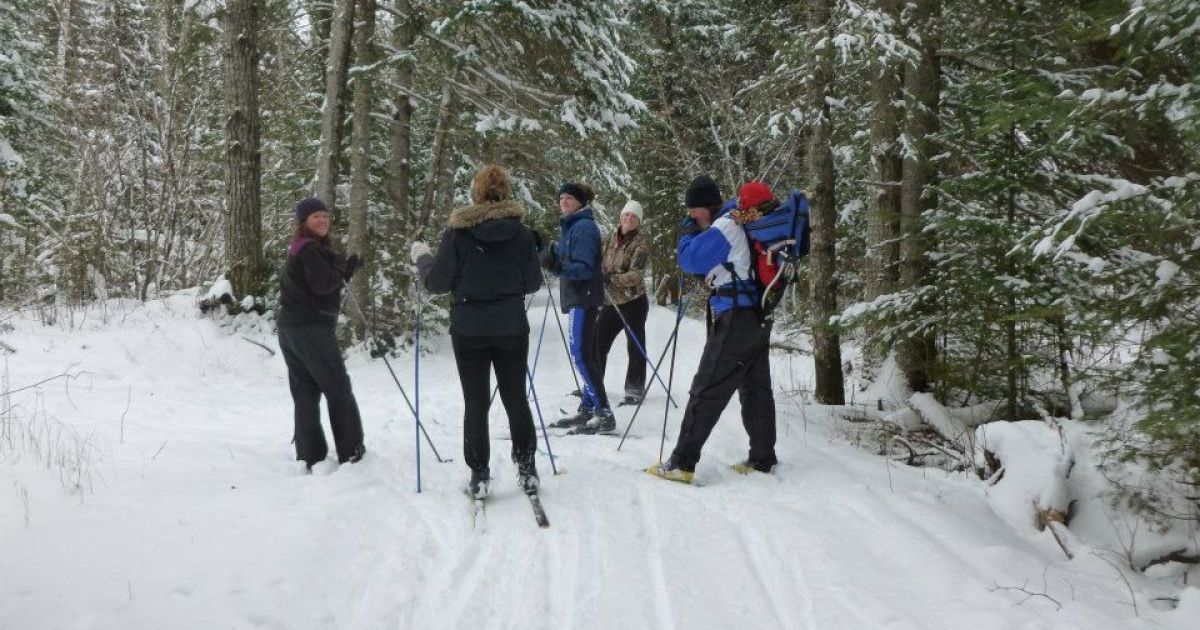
616, 292, 689, 451
657, 287, 684, 463
526, 293, 552, 398
524, 364, 559, 476
602, 287, 679, 408
616, 280, 703, 452
342, 281, 450, 463
541, 269, 583, 394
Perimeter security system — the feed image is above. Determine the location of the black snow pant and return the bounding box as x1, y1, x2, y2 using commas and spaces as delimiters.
278, 324, 365, 466
451, 333, 538, 473
593, 294, 649, 398
670, 309, 776, 472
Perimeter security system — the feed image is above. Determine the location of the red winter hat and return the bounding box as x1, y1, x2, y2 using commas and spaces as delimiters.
738, 181, 774, 210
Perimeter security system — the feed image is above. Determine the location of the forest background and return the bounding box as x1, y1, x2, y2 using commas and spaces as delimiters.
0, 0, 1197, 555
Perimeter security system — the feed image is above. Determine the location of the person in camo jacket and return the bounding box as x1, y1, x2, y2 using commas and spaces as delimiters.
593, 200, 650, 408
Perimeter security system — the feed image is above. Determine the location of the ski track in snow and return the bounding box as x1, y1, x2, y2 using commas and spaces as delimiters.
0, 294, 1193, 630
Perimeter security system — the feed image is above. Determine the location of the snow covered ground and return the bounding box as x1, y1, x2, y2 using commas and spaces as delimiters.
1, 291, 1196, 630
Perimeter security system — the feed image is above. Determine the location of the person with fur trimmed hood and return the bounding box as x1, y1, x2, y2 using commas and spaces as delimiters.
646, 177, 778, 484
541, 181, 617, 433
278, 197, 366, 472
593, 200, 650, 407
410, 165, 543, 499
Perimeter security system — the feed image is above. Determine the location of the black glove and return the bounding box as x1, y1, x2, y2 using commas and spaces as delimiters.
539, 242, 559, 271
681, 216, 702, 237
343, 253, 362, 280
531, 229, 545, 252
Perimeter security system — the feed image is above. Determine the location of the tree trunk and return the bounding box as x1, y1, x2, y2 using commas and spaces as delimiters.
863, 0, 905, 364
222, 0, 264, 298
388, 0, 416, 229
347, 0, 375, 336
805, 0, 845, 405
316, 0, 355, 209
896, 0, 940, 393
419, 81, 457, 238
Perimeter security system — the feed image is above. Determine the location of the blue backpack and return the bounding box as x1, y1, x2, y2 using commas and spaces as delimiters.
726, 190, 812, 316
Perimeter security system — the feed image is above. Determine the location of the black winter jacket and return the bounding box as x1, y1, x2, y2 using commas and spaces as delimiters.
278, 238, 349, 327
417, 200, 542, 337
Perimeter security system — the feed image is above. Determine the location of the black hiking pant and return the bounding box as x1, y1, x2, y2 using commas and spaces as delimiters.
593, 294, 648, 398
670, 309, 776, 472
278, 324, 365, 466
452, 334, 537, 473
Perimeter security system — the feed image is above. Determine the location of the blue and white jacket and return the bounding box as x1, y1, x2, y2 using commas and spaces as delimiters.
677, 206, 759, 317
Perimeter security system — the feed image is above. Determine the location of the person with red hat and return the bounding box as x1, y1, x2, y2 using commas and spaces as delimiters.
646, 177, 778, 484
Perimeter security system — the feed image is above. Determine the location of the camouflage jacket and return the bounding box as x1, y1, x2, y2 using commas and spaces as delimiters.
601, 228, 648, 305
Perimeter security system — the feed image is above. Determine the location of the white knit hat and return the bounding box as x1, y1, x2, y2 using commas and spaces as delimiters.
620, 199, 644, 222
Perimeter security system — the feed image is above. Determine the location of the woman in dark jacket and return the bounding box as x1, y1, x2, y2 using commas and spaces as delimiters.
410, 165, 543, 499
277, 197, 366, 471
541, 182, 615, 433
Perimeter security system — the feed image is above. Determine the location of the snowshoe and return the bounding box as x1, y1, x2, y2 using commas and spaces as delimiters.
645, 457, 694, 484
732, 455, 778, 475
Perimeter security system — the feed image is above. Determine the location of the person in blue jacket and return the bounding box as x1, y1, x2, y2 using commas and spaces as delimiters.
647, 176, 778, 483
541, 182, 617, 433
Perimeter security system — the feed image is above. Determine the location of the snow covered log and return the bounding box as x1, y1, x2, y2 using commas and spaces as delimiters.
975, 421, 1075, 558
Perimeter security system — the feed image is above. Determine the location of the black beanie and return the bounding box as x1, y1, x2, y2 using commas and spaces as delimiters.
684, 175, 722, 208
557, 182, 592, 207
294, 197, 329, 222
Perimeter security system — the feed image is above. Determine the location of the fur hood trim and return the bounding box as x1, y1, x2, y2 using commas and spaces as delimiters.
448, 199, 525, 229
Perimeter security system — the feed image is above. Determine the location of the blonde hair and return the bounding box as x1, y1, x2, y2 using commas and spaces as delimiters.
471, 164, 513, 205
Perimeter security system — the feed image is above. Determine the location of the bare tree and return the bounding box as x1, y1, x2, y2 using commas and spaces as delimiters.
896, 0, 940, 392
316, 0, 355, 209
806, 0, 846, 405
347, 0, 375, 335
418, 80, 457, 238
222, 0, 265, 298
863, 0, 905, 365
388, 0, 417, 231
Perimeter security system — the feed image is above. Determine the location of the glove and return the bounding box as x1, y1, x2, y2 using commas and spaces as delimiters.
531, 229, 545, 252
343, 253, 362, 280
539, 241, 559, 271
409, 241, 432, 264
681, 216, 702, 236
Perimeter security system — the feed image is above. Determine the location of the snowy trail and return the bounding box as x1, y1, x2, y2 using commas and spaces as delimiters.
0, 293, 1191, 629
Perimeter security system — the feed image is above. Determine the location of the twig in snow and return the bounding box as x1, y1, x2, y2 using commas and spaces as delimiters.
0, 340, 15, 354
119, 385, 131, 444
989, 581, 1062, 610
241, 336, 276, 357
2, 365, 82, 397
1092, 551, 1140, 616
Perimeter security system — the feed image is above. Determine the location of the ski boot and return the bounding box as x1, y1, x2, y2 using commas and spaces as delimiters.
646, 457, 694, 484
570, 407, 616, 434
515, 454, 539, 495
468, 467, 492, 499
618, 390, 643, 406
551, 406, 594, 429
732, 454, 778, 475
